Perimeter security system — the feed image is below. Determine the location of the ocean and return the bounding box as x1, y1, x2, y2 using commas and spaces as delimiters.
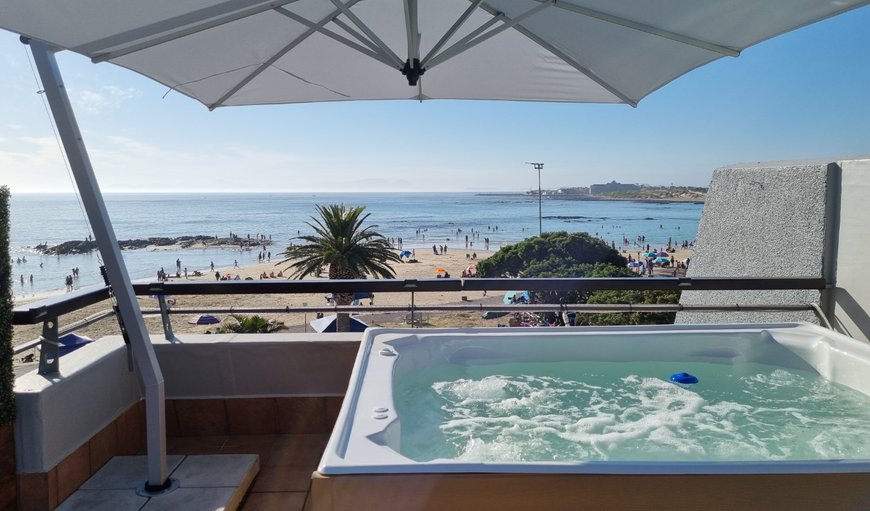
8, 193, 703, 298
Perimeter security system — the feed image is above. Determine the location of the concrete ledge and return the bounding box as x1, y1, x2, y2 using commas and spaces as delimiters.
14, 338, 141, 473
148, 333, 361, 398
15, 333, 360, 475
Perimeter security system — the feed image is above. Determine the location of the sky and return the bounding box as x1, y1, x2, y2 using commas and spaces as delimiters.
0, 6, 868, 194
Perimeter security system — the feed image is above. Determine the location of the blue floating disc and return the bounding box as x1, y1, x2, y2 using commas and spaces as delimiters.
669, 372, 699, 384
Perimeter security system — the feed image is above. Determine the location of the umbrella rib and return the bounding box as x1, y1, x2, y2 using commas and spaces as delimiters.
86, 0, 302, 62
329, 18, 392, 59
477, 2, 637, 106
543, 1, 740, 57
426, 0, 553, 70
420, 0, 484, 68
328, 0, 404, 68
403, 0, 421, 62
209, 0, 363, 109
276, 8, 397, 68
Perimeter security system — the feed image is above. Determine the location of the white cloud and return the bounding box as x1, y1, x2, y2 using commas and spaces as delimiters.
73, 85, 140, 113
5, 123, 23, 130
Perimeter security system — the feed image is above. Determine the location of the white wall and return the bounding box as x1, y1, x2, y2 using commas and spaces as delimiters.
831, 158, 870, 342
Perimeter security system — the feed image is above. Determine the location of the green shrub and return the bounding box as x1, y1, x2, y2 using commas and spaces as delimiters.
0, 187, 15, 424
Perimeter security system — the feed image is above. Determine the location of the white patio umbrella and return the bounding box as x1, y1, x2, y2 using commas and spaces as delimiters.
2, 0, 866, 494
3, 0, 868, 109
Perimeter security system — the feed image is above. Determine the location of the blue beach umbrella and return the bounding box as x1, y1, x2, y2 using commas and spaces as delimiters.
642, 252, 658, 258
503, 291, 530, 304
310, 315, 368, 333
627, 261, 642, 268
399, 250, 412, 258
37, 332, 94, 356
188, 314, 220, 325
653, 257, 671, 264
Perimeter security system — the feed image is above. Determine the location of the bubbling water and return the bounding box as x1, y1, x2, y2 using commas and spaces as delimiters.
394, 361, 870, 463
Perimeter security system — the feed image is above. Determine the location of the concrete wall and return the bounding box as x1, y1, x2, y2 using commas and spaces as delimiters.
14, 333, 362, 473
676, 157, 870, 341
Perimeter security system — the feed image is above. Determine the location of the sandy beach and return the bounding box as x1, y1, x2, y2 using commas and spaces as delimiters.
12, 244, 693, 360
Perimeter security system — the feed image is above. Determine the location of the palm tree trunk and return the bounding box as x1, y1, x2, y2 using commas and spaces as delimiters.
333, 296, 352, 332
330, 264, 356, 333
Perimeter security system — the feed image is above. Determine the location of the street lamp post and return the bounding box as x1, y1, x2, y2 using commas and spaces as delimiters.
526, 162, 544, 235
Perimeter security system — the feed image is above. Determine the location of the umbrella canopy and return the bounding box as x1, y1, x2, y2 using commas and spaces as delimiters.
399, 250, 412, 258
188, 314, 221, 325
436, 268, 447, 273
627, 261, 642, 267
653, 257, 671, 264
309, 315, 368, 333
2, 1, 865, 108
642, 252, 657, 258
656, 251, 669, 257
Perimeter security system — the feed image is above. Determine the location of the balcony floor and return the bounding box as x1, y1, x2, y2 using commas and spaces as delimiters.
58, 434, 329, 511
162, 433, 324, 511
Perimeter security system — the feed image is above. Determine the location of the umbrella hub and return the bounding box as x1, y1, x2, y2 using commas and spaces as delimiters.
401, 58, 425, 86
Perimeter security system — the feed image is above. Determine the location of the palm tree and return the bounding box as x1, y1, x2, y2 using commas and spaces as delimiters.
218, 314, 283, 334
279, 204, 402, 331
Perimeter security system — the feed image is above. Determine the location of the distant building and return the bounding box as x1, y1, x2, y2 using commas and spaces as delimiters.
590, 181, 640, 195
556, 187, 590, 196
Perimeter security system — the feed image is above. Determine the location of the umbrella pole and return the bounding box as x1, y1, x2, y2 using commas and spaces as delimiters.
27, 40, 169, 490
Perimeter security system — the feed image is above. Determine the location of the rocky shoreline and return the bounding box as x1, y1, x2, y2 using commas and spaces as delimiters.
36, 235, 272, 255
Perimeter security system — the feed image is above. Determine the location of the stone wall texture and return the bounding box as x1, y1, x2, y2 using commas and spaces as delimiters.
676, 162, 836, 324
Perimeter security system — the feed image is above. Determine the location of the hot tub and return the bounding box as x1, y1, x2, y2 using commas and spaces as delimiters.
312, 324, 870, 511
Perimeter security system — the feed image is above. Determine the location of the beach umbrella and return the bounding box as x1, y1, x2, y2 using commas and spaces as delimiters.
642, 252, 658, 258
656, 251, 669, 257
436, 268, 446, 273
399, 250, 412, 258
653, 257, 671, 264
503, 290, 530, 304
309, 315, 368, 333
37, 332, 94, 356
188, 314, 221, 325
627, 261, 642, 268
3, 3, 864, 108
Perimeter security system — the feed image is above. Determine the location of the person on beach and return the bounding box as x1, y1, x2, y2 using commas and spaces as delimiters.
210, 261, 214, 271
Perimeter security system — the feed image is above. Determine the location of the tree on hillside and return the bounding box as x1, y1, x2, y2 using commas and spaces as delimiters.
279, 204, 401, 332
477, 231, 679, 325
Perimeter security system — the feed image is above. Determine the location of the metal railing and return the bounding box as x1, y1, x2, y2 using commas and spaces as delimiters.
13, 277, 829, 374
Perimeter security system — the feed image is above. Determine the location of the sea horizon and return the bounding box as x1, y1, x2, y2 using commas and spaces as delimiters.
9, 192, 703, 299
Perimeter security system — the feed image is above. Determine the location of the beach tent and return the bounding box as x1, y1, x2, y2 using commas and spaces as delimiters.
187, 314, 221, 325
5, 0, 864, 489
310, 315, 368, 333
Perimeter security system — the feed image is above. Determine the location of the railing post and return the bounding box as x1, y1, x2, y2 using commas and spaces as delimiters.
157, 296, 178, 342
404, 280, 418, 328
37, 317, 59, 375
